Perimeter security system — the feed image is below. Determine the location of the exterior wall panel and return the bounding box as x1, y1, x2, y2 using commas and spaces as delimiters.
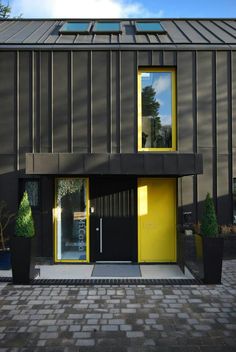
216, 51, 231, 223
111, 51, 119, 153
152, 51, 163, 66
197, 52, 214, 217
73, 51, 89, 153
0, 46, 235, 252
138, 51, 152, 66
0, 52, 15, 155
120, 51, 137, 153
40, 51, 51, 153
53, 52, 70, 152
92, 51, 109, 153
233, 52, 236, 148
163, 51, 176, 66
177, 51, 195, 221
19, 51, 32, 169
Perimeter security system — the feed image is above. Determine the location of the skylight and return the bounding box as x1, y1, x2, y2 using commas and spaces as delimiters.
93, 22, 121, 33
135, 21, 166, 33
59, 22, 91, 34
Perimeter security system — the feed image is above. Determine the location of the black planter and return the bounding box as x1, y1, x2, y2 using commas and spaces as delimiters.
10, 237, 36, 284
202, 236, 224, 284
0, 250, 11, 270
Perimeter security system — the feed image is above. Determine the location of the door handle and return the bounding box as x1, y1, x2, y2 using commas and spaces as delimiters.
99, 218, 103, 253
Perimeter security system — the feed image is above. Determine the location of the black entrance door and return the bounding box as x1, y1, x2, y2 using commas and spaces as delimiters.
90, 177, 137, 262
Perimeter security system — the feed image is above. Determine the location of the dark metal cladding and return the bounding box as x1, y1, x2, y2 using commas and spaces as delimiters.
0, 19, 236, 46
0, 18, 235, 258
26, 153, 202, 176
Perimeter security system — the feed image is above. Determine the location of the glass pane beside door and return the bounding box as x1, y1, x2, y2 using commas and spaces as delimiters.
55, 178, 88, 262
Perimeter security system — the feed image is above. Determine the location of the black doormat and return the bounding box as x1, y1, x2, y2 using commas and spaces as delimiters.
92, 264, 141, 277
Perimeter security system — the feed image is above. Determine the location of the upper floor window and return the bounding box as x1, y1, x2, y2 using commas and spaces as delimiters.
138, 68, 176, 151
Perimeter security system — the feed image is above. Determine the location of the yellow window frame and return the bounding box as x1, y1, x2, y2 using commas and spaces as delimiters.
138, 67, 177, 152
53, 177, 90, 263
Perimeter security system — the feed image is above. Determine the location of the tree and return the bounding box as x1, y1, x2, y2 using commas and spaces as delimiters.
142, 85, 160, 118
142, 85, 162, 147
0, 1, 11, 19
201, 193, 218, 237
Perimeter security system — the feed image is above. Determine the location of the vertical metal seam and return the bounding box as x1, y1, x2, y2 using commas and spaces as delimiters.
37, 51, 41, 153
193, 51, 198, 223
70, 51, 73, 153
109, 50, 112, 153
134, 50, 138, 152
31, 51, 35, 153
50, 51, 53, 153
16, 50, 19, 171
160, 50, 164, 66
89, 51, 92, 153
118, 50, 121, 153
212, 51, 217, 212
195, 51, 199, 222
228, 50, 233, 222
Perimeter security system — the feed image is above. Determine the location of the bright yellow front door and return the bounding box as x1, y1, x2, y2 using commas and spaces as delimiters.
138, 178, 176, 262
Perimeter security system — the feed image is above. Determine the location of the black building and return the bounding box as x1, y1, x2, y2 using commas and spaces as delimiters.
0, 18, 235, 264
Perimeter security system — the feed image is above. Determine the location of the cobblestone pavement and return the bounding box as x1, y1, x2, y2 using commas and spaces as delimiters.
0, 260, 236, 352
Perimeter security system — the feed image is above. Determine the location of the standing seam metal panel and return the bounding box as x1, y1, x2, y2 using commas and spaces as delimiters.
0, 48, 235, 226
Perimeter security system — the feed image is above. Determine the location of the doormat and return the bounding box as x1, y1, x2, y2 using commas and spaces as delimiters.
92, 264, 141, 277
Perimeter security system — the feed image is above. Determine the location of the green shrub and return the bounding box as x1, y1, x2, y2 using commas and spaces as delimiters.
15, 191, 35, 238
201, 193, 218, 237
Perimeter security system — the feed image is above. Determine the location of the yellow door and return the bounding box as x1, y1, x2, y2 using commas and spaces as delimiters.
138, 178, 176, 262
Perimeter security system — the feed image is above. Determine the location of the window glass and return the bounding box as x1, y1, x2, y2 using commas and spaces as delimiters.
93, 22, 121, 33
136, 22, 165, 33
60, 22, 91, 33
140, 71, 174, 149
24, 180, 39, 208
55, 178, 88, 261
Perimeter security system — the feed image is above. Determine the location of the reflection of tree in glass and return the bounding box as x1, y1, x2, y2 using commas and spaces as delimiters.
142, 86, 161, 147
58, 179, 86, 247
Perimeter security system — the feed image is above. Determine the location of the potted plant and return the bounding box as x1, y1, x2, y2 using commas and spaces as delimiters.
200, 193, 224, 284
0, 201, 15, 270
11, 191, 35, 284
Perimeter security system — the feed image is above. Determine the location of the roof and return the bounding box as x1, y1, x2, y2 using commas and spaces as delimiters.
0, 18, 236, 49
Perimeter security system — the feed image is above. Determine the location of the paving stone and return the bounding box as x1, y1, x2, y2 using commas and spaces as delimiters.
73, 332, 91, 338
0, 260, 236, 350
75, 339, 95, 346
127, 331, 144, 338
101, 325, 119, 331
39, 332, 58, 339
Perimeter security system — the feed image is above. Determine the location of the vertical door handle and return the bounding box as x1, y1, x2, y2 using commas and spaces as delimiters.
100, 218, 103, 253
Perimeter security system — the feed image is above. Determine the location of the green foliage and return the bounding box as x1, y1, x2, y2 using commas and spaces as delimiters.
142, 86, 160, 118
0, 1, 11, 18
15, 192, 35, 238
201, 193, 218, 237
0, 201, 15, 250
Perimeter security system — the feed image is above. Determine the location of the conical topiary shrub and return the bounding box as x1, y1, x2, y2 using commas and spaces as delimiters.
11, 191, 36, 284
15, 191, 35, 238
201, 193, 218, 237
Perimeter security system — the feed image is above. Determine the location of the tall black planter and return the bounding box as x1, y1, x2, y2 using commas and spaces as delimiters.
202, 236, 224, 284
10, 237, 35, 284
